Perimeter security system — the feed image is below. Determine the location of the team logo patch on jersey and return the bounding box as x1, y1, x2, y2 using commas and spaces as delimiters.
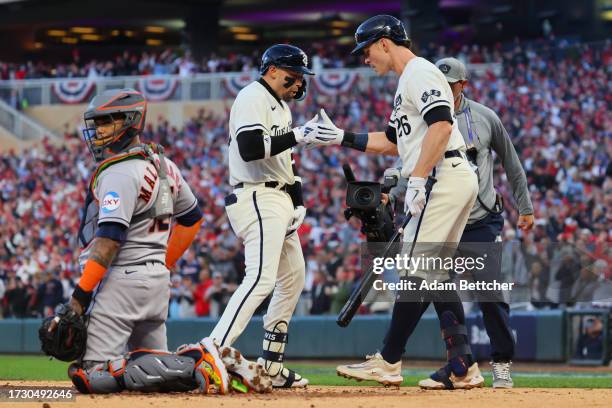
421, 89, 442, 103
101, 192, 121, 214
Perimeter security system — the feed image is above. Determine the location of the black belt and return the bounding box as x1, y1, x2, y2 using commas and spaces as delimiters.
444, 149, 463, 159
234, 181, 288, 192
116, 260, 165, 267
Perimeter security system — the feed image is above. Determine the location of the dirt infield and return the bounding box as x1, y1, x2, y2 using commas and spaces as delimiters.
2, 381, 611, 408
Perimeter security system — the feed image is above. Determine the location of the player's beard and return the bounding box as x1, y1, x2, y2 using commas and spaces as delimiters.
281, 89, 296, 102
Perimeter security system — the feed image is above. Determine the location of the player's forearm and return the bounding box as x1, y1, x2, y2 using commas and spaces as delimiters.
166, 218, 203, 268
73, 237, 121, 309
364, 132, 399, 155
411, 121, 451, 178
236, 130, 297, 162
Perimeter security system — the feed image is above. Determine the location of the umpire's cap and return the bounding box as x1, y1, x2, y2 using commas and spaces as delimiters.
352, 15, 411, 55
260, 44, 314, 75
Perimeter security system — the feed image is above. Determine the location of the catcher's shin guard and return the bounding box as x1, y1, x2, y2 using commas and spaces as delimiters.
69, 345, 223, 394
122, 348, 202, 393
260, 321, 308, 388
68, 360, 126, 394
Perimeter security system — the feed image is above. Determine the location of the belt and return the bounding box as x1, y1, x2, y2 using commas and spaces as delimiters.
444, 149, 463, 159
234, 181, 288, 192
115, 260, 165, 267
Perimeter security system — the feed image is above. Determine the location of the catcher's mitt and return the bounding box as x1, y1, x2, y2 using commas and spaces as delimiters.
39, 303, 87, 362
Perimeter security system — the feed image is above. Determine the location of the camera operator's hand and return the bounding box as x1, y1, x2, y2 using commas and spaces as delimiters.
404, 177, 427, 216
288, 205, 306, 234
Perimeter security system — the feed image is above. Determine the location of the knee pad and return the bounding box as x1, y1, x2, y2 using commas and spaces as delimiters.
261, 321, 288, 376
68, 360, 126, 394
440, 311, 472, 376
122, 349, 198, 393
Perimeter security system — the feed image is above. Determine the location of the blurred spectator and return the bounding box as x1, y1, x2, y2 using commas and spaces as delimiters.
309, 270, 333, 315
330, 267, 354, 314
574, 316, 604, 359
177, 250, 200, 283
194, 268, 213, 317
4, 277, 29, 317
205, 272, 236, 318
38, 272, 63, 317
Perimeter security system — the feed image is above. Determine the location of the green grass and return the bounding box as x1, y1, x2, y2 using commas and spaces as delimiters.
1, 356, 610, 388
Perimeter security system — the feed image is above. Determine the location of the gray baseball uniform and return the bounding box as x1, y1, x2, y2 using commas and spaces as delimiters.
79, 148, 197, 362
455, 95, 533, 223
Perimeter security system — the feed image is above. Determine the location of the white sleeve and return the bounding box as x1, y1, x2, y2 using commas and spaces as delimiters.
232, 92, 269, 135
405, 67, 452, 119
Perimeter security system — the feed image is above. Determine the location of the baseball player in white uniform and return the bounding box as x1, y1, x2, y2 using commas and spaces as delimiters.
207, 44, 332, 388
303, 16, 484, 389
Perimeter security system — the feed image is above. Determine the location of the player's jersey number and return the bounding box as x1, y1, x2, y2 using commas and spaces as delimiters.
149, 218, 170, 233
390, 114, 411, 138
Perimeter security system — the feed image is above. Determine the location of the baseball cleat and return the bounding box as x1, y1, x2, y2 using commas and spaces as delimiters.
257, 357, 309, 388
199, 337, 230, 394
418, 362, 484, 390
336, 353, 403, 386
219, 345, 273, 393
491, 361, 513, 389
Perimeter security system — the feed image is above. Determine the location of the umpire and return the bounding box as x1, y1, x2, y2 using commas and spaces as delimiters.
424, 57, 534, 388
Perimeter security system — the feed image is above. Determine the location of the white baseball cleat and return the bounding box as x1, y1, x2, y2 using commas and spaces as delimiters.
256, 358, 309, 388
491, 361, 513, 389
336, 353, 403, 386
199, 337, 231, 394
219, 345, 273, 393
418, 362, 484, 390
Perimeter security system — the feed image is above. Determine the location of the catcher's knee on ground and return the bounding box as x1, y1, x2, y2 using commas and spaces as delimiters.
69, 345, 215, 394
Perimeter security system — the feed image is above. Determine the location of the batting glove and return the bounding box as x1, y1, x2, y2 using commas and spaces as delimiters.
293, 114, 319, 145
404, 177, 427, 216
288, 205, 307, 234
316, 109, 344, 145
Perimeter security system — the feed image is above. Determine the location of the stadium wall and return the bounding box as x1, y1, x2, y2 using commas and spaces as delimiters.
0, 311, 566, 361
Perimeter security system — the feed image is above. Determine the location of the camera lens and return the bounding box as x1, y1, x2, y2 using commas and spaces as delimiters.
355, 187, 375, 206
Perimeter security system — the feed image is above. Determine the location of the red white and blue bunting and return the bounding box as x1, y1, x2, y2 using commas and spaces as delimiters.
136, 76, 179, 102
223, 73, 258, 97
313, 72, 359, 96
52, 79, 96, 104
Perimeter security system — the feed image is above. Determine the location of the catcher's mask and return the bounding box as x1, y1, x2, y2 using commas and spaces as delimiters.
83, 88, 147, 162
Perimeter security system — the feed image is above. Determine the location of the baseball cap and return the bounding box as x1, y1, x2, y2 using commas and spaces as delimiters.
435, 57, 468, 83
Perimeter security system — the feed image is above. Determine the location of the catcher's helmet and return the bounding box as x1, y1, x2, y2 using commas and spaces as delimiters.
82, 88, 147, 162
260, 44, 314, 76
351, 15, 411, 55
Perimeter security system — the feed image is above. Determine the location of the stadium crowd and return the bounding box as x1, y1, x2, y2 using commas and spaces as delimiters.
0, 37, 577, 80
0, 39, 610, 319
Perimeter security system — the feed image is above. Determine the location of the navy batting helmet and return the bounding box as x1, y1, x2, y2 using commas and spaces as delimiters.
351, 15, 411, 55
260, 44, 314, 75
82, 88, 147, 162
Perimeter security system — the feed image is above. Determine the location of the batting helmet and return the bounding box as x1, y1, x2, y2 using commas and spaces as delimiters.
260, 44, 314, 76
351, 15, 411, 55
82, 88, 147, 162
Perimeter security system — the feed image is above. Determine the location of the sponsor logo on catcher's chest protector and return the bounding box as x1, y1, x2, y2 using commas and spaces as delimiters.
101, 191, 121, 213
